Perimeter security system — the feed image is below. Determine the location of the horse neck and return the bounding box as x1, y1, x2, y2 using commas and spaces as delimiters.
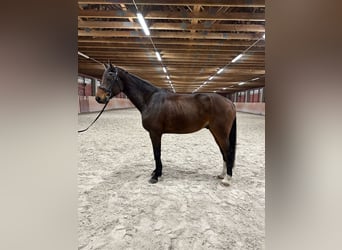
119, 71, 159, 112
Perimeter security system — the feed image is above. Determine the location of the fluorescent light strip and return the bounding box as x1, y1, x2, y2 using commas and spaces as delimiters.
232, 54, 243, 63
193, 30, 265, 93
134, 6, 173, 92
155, 51, 162, 61
78, 51, 89, 59
137, 13, 150, 36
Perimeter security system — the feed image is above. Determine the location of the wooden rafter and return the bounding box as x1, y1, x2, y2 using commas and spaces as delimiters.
79, 10, 265, 21
78, 1, 265, 94
79, 20, 265, 32
78, 0, 265, 8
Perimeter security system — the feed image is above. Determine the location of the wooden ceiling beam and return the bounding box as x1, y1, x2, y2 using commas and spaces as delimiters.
83, 58, 264, 65
78, 0, 265, 8
143, 76, 263, 82
78, 2, 265, 93
78, 37, 265, 47
81, 52, 266, 59
78, 30, 261, 40
79, 54, 265, 62
79, 20, 265, 32
78, 63, 265, 74
79, 9, 265, 21
78, 44, 265, 52
78, 68, 264, 78
77, 47, 265, 54
77, 51, 265, 61
190, 5, 201, 37
201, 81, 264, 89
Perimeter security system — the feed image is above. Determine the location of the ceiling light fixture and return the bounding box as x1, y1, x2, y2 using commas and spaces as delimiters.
137, 12, 150, 36
78, 51, 89, 59
209, 76, 214, 80
217, 68, 224, 74
232, 54, 243, 63
193, 30, 265, 93
155, 51, 162, 61
162, 67, 167, 73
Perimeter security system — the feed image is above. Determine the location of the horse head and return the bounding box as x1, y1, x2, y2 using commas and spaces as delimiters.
95, 62, 123, 104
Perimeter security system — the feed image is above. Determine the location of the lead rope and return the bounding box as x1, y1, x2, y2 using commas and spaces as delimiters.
78, 100, 109, 133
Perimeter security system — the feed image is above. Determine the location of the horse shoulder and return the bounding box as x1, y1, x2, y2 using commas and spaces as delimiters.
141, 91, 166, 131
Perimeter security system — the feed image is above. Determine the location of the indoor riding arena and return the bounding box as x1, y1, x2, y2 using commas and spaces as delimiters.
78, 1, 265, 249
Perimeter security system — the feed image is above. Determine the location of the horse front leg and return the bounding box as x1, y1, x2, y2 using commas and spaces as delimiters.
149, 132, 162, 184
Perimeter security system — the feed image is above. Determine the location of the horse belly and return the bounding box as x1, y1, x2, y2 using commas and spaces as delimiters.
164, 114, 209, 133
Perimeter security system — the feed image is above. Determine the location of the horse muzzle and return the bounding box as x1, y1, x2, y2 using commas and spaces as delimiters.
95, 96, 102, 103
95, 88, 111, 103
95, 95, 109, 104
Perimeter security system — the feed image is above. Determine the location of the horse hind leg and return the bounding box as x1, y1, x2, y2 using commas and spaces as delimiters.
209, 129, 230, 185
209, 120, 236, 186
212, 135, 226, 179
219, 147, 233, 186
222, 117, 237, 186
218, 159, 232, 186
218, 161, 227, 179
220, 143, 233, 187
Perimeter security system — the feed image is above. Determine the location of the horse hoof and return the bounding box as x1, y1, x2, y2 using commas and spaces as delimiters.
149, 178, 158, 184
217, 174, 224, 179
221, 175, 232, 186
221, 180, 230, 186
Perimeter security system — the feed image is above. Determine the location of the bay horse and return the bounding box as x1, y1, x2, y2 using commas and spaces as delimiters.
95, 63, 236, 186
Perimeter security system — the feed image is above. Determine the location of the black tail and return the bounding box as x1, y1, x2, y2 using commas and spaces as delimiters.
227, 117, 237, 176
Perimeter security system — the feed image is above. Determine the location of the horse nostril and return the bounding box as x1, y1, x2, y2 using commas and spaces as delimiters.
95, 96, 101, 102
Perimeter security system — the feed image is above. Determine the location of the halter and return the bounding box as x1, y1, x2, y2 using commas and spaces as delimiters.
98, 66, 120, 100
78, 66, 119, 133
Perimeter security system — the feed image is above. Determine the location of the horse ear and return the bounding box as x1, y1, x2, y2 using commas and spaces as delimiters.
104, 63, 109, 69
109, 62, 114, 69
